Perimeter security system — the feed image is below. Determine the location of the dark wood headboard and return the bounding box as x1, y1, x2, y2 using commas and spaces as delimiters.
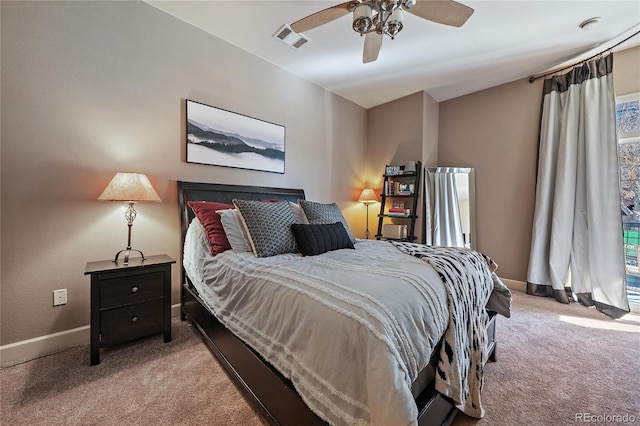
177, 181, 306, 286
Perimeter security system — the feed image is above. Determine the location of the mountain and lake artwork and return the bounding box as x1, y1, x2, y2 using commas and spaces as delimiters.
186, 100, 285, 173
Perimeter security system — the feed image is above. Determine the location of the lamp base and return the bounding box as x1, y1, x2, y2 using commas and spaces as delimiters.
364, 203, 370, 239
113, 248, 146, 265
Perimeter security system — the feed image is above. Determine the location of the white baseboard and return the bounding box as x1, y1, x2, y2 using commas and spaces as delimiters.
0, 325, 90, 367
0, 303, 182, 367
499, 277, 527, 292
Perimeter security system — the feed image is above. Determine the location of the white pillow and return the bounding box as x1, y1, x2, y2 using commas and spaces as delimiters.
217, 209, 252, 252
183, 217, 210, 286
289, 201, 309, 224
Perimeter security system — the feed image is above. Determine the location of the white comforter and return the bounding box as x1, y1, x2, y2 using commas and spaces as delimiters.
185, 222, 454, 425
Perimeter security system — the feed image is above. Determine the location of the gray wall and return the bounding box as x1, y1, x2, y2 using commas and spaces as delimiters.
366, 91, 440, 242
439, 78, 542, 281
0, 1, 367, 345
614, 46, 640, 96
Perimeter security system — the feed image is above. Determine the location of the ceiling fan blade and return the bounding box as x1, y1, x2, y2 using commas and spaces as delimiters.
363, 32, 382, 63
291, 1, 355, 33
405, 0, 474, 27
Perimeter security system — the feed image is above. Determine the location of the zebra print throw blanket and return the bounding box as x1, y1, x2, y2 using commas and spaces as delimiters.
391, 241, 495, 418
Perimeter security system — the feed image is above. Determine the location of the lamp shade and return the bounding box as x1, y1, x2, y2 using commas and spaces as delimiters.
358, 188, 378, 204
98, 173, 161, 202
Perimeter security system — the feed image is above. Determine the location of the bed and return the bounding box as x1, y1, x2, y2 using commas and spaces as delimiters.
177, 181, 510, 426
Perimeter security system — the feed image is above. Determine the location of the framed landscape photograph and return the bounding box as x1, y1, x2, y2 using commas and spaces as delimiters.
186, 99, 285, 173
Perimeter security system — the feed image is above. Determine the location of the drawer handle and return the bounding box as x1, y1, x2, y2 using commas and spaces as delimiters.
131, 316, 138, 322
131, 286, 139, 293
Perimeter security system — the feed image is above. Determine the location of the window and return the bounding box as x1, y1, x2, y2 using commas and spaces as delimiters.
617, 92, 640, 311
617, 93, 640, 215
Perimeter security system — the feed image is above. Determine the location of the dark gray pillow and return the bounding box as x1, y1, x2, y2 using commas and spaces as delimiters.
232, 199, 298, 257
298, 200, 356, 243
291, 222, 354, 256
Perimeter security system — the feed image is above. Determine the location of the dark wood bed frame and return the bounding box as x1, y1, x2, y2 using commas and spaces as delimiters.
177, 181, 497, 426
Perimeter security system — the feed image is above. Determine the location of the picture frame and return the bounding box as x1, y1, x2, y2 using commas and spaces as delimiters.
385, 165, 402, 176
392, 200, 405, 209
186, 99, 285, 174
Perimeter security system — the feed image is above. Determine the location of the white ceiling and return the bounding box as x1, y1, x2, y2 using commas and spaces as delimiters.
148, 0, 640, 108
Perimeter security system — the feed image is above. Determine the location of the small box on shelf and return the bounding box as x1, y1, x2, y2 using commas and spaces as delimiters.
383, 224, 408, 239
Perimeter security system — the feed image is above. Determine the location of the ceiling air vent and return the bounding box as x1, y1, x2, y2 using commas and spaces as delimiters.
273, 24, 310, 50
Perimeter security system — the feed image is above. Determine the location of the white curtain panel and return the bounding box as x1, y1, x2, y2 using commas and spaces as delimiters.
527, 54, 629, 318
432, 171, 464, 248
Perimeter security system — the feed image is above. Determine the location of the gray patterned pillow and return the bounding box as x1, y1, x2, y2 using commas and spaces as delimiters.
232, 199, 299, 257
298, 200, 356, 243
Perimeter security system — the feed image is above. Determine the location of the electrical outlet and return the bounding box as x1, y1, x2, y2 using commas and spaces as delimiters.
53, 289, 67, 306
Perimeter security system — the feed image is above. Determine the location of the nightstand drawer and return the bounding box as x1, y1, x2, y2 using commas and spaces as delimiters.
100, 300, 164, 344
100, 271, 164, 308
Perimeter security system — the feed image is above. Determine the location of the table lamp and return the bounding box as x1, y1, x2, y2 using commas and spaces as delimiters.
358, 188, 378, 239
98, 172, 161, 265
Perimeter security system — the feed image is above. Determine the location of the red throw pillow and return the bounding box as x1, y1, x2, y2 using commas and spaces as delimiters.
187, 201, 234, 255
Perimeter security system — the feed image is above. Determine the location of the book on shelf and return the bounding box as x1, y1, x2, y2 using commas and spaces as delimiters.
384, 180, 394, 195
388, 204, 410, 217
384, 180, 414, 196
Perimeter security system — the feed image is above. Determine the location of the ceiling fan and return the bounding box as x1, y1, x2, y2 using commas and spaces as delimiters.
289, 0, 474, 63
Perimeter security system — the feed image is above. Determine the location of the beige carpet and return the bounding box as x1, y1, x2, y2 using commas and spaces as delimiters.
454, 291, 640, 425
1, 290, 638, 425
0, 318, 268, 426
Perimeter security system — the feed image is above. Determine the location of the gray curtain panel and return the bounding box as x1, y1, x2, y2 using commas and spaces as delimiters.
527, 53, 629, 318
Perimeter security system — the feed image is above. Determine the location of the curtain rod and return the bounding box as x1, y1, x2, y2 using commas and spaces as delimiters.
529, 30, 640, 83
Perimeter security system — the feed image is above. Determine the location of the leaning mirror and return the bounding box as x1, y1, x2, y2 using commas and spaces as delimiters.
424, 167, 476, 249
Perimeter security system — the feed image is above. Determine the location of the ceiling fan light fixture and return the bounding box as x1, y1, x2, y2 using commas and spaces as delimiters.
386, 7, 403, 38
353, 4, 373, 34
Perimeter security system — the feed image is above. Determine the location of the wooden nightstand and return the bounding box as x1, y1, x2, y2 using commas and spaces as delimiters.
84, 254, 175, 365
